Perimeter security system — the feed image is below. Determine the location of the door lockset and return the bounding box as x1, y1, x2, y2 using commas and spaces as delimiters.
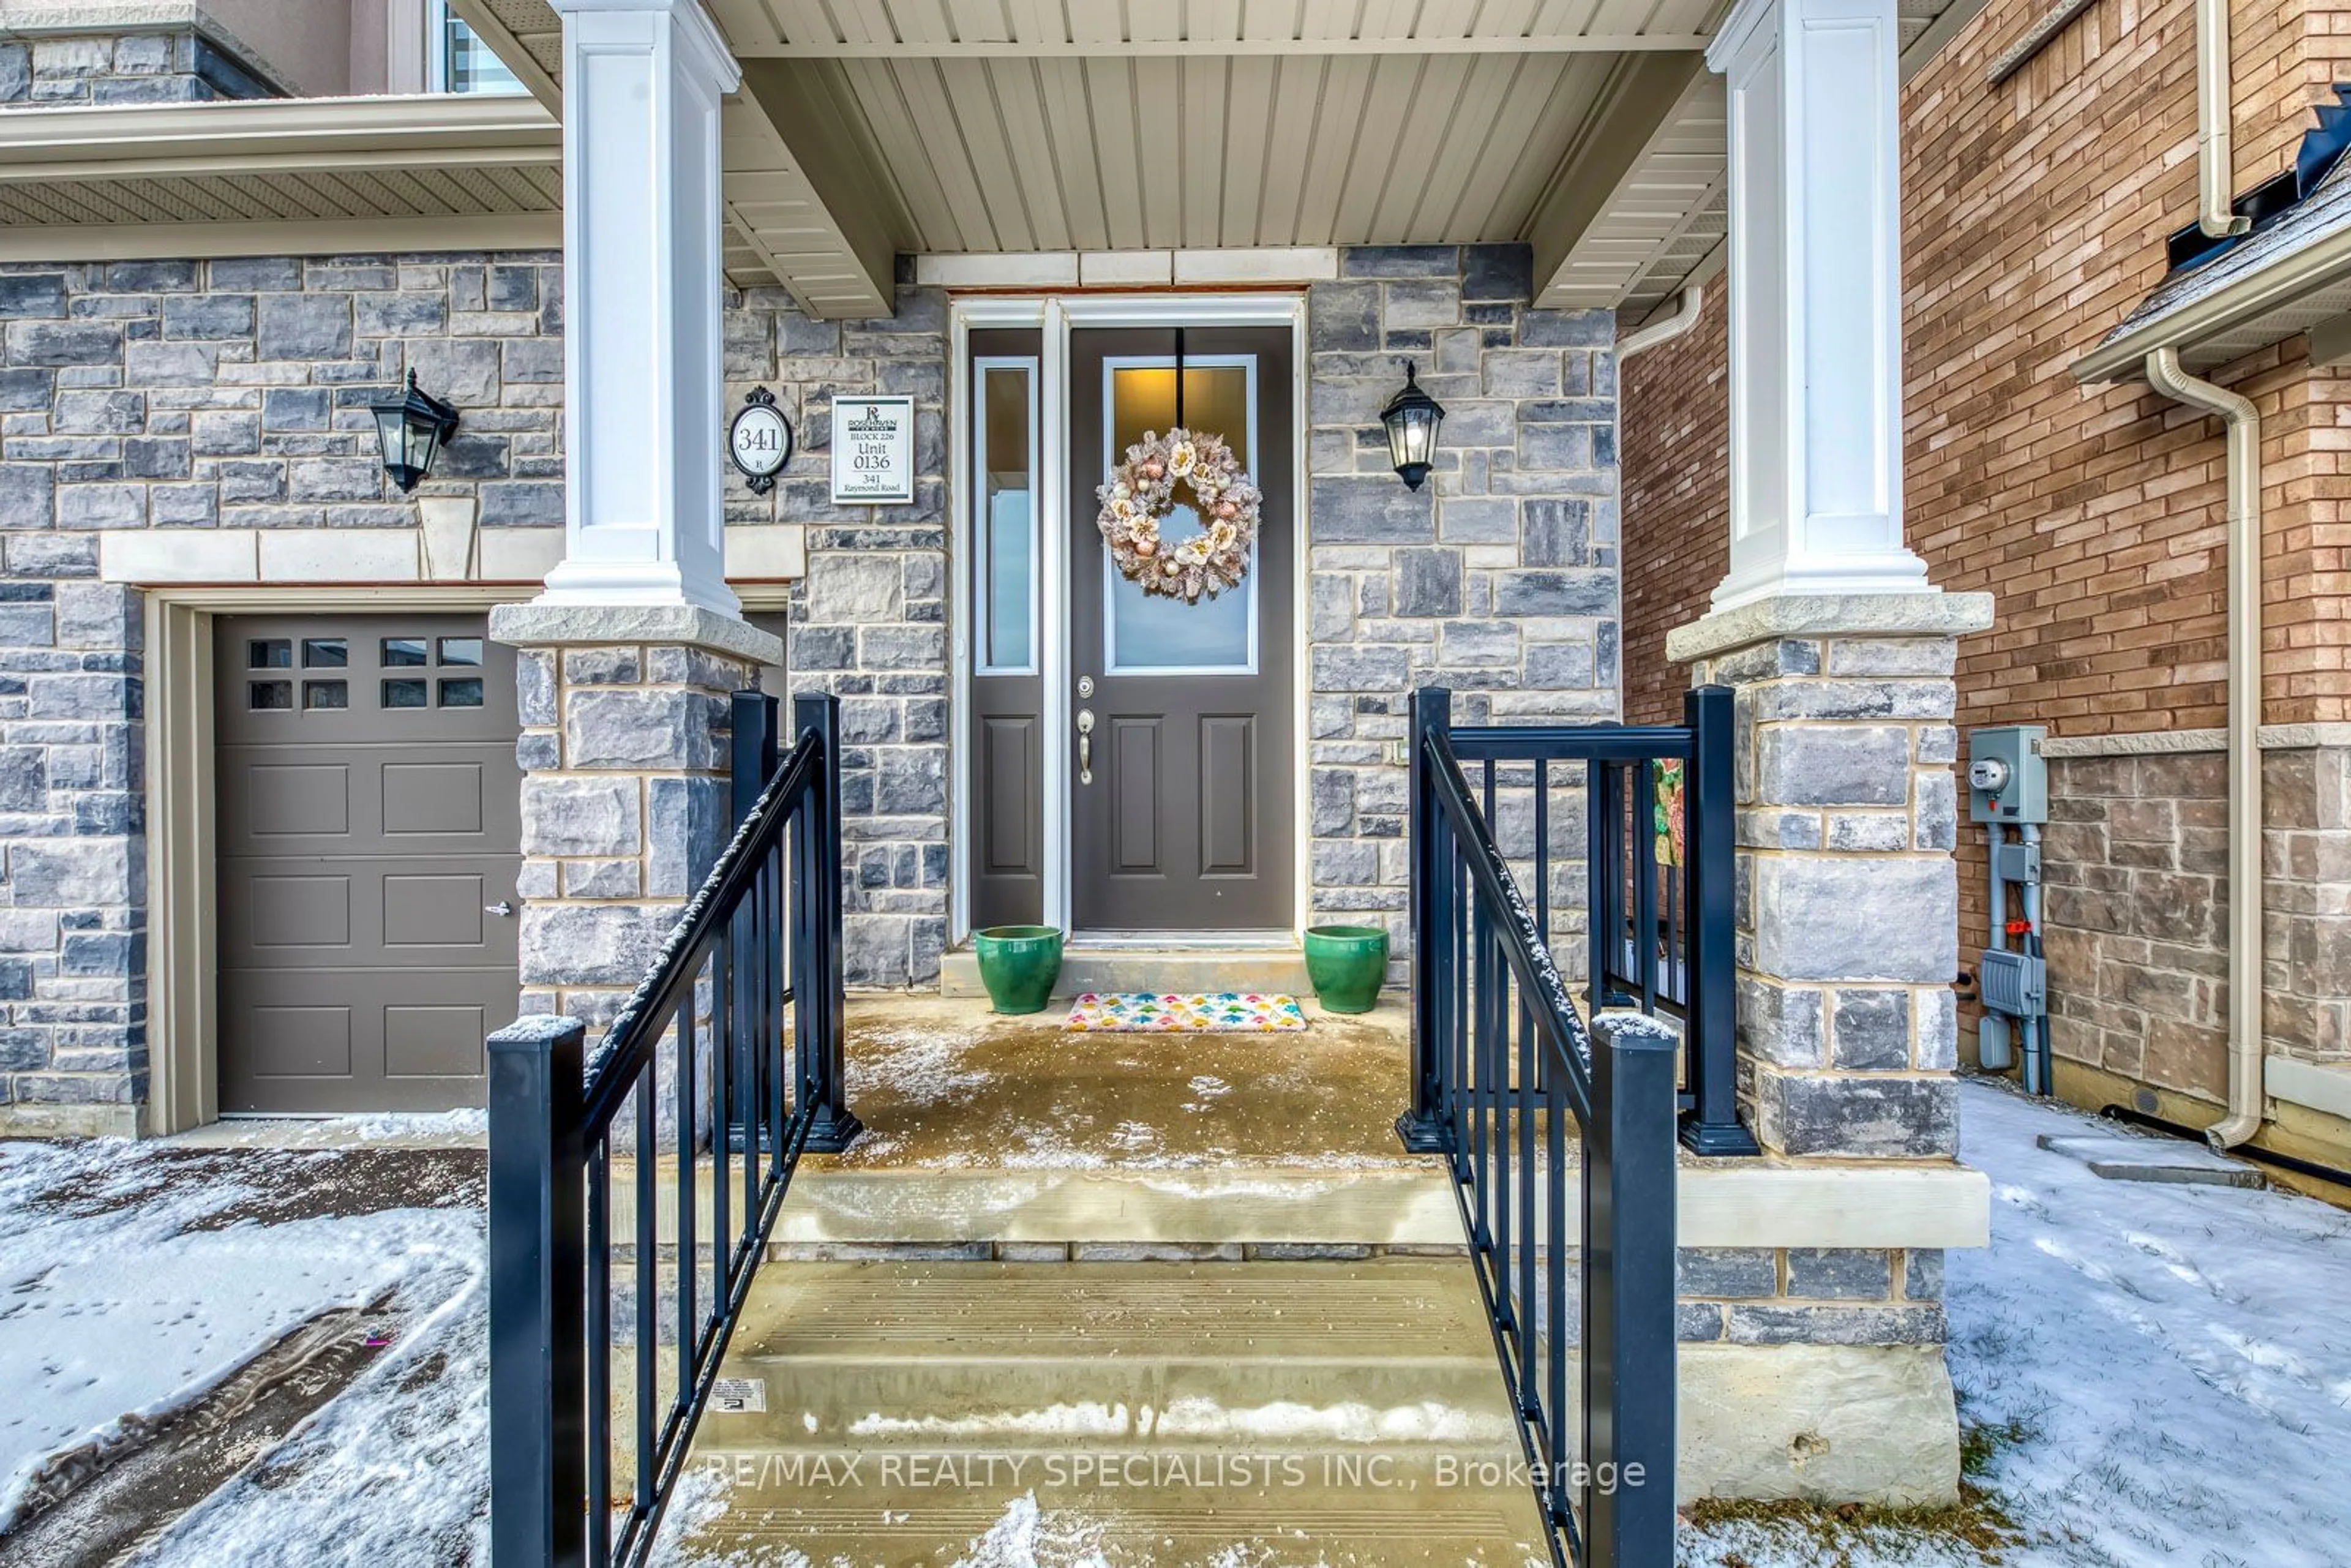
1076, 708, 1095, 786
1077, 675, 1095, 699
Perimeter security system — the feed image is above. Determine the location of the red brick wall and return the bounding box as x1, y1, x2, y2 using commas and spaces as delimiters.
1622, 0, 2351, 731
1619, 0, 2351, 1135
1620, 298, 1728, 727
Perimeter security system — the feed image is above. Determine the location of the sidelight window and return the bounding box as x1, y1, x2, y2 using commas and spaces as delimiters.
973, 357, 1040, 675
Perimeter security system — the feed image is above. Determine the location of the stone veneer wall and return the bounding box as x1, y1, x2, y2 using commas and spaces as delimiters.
0, 251, 816, 1122
778, 245, 1629, 987
1675, 619, 1968, 1161
0, 242, 1630, 1111
1677, 1245, 1944, 1350
2042, 741, 2351, 1092
509, 634, 759, 1028
0, 28, 279, 106
1303, 244, 1619, 959
748, 264, 951, 991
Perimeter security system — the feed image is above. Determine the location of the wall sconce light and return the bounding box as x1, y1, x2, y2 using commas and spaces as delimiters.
1380, 361, 1445, 491
370, 369, 461, 493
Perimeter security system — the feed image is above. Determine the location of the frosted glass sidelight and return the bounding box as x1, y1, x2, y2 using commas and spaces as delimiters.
977, 359, 1039, 673
1104, 359, 1258, 673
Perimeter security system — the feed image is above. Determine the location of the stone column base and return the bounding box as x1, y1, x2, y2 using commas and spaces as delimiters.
1667, 592, 1995, 1160
1681, 1343, 1960, 1504
490, 602, 785, 1026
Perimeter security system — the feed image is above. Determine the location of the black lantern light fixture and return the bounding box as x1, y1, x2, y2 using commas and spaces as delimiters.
1380, 361, 1445, 491
370, 369, 461, 493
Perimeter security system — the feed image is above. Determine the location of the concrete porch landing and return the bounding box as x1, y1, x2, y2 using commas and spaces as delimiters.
776, 996, 1460, 1254
679, 1260, 1553, 1566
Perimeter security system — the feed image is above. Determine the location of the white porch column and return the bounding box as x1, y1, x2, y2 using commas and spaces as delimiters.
537, 0, 739, 615
1704, 0, 1932, 612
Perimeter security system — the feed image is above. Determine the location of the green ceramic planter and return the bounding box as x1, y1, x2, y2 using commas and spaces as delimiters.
1303, 925, 1389, 1014
973, 925, 1064, 1015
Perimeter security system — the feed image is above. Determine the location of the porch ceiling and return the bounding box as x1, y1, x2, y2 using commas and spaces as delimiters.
452, 0, 902, 317
0, 94, 562, 260
462, 0, 1982, 320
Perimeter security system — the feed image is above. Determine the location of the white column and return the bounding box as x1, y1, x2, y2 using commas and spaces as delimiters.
537, 0, 739, 615
1704, 0, 1932, 612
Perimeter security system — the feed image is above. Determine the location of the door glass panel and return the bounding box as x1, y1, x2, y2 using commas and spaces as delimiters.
1103, 358, 1257, 673
977, 359, 1037, 673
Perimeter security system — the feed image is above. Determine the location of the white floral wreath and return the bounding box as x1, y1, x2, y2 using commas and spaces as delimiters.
1095, 427, 1262, 602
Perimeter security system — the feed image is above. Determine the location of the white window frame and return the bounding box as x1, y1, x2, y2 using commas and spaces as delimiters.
426, 0, 527, 96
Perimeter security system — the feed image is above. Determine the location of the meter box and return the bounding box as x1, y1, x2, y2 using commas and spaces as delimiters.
1979, 947, 2046, 1018
1967, 725, 2047, 825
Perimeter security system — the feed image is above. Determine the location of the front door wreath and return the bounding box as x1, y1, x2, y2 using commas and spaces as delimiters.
1095, 426, 1262, 602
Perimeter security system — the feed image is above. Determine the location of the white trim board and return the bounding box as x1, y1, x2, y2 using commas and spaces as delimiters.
918, 249, 1341, 290
2038, 724, 2351, 757
2268, 1057, 2351, 1123
99, 523, 807, 588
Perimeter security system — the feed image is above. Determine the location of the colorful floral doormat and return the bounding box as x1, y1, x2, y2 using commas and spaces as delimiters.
1065, 992, 1309, 1032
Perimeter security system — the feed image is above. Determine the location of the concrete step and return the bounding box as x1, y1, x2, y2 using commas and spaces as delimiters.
939, 944, 1313, 1001
771, 1166, 1467, 1251
678, 1261, 1553, 1566
2036, 1131, 2263, 1187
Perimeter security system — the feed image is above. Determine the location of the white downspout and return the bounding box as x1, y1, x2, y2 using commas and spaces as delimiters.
1616, 284, 1704, 360
2197, 0, 2251, 239
2144, 348, 2263, 1148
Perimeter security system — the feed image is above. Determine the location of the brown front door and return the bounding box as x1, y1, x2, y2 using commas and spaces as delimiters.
1069, 327, 1295, 932
216, 613, 522, 1113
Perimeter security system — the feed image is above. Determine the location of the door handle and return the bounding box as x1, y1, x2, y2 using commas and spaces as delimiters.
1076, 708, 1094, 786
484, 901, 515, 917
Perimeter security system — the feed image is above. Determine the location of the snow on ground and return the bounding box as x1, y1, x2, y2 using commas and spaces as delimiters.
130, 1229, 490, 1565
0, 1141, 480, 1538
8, 1078, 2351, 1567
1684, 1080, 2351, 1568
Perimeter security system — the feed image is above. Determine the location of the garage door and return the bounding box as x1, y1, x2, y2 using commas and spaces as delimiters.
216, 613, 522, 1114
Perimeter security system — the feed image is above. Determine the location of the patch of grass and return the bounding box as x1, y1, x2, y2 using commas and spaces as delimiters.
1959, 1414, 2036, 1480
1684, 1476, 2025, 1567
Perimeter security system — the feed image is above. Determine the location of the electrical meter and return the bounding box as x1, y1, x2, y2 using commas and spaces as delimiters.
1967, 726, 2047, 825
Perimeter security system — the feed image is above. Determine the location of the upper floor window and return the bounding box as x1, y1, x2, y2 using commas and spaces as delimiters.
429, 0, 525, 95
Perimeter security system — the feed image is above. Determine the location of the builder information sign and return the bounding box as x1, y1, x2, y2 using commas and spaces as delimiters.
830, 395, 916, 505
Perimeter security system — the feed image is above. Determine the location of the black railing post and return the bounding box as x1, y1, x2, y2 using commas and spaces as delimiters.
487, 1013, 588, 1568
732, 691, 778, 1159
732, 689, 779, 823
794, 691, 863, 1152
1679, 683, 1758, 1155
1582, 1013, 1681, 1568
1398, 685, 1453, 1153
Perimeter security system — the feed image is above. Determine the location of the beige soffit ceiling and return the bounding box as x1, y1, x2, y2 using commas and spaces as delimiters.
456, 0, 1985, 321
0, 92, 561, 260
451, 0, 902, 317
1598, 0, 1982, 327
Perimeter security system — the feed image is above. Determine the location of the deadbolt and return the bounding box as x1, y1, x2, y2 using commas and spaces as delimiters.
1078, 675, 1095, 699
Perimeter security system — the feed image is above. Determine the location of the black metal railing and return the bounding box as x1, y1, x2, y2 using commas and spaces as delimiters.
1401, 683, 1754, 1159
488, 691, 860, 1568
1397, 685, 1747, 1568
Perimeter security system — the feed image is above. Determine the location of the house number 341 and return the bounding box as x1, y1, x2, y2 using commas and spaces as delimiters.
729, 386, 793, 495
